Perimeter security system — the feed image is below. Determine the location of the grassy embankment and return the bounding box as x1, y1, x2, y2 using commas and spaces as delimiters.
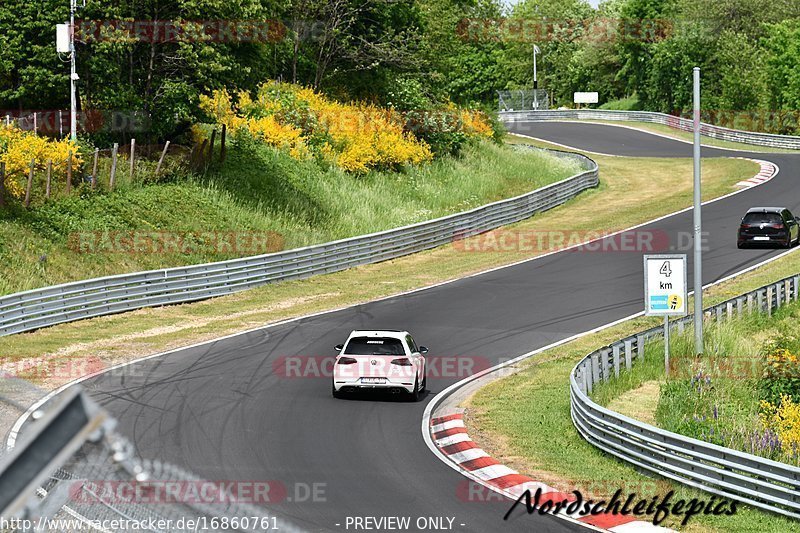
0, 140, 579, 295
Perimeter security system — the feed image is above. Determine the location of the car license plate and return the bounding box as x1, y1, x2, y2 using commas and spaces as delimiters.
361, 377, 386, 384
753, 236, 769, 241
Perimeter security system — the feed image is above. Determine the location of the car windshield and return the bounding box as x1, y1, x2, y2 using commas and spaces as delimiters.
344, 337, 406, 355
743, 212, 782, 225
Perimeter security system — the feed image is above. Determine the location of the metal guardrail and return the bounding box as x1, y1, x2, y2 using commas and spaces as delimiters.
570, 275, 800, 519
500, 109, 800, 150
0, 149, 597, 337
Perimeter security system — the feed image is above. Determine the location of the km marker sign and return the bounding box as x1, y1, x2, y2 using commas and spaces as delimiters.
644, 254, 688, 376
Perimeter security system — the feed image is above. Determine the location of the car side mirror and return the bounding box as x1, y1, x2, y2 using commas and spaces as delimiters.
334, 344, 344, 351
419, 346, 428, 354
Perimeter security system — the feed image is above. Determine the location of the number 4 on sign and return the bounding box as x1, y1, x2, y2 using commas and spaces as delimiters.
660, 261, 672, 277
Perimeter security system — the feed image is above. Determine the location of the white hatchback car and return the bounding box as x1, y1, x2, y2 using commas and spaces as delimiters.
332, 330, 427, 401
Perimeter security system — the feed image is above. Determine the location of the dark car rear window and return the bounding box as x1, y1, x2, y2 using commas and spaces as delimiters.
742, 212, 783, 225
344, 337, 406, 355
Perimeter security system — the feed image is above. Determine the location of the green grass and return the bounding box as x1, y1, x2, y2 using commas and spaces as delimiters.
468, 250, 800, 532
0, 139, 580, 295
599, 96, 642, 111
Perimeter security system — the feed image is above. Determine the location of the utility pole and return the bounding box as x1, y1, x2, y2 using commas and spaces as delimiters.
693, 67, 703, 354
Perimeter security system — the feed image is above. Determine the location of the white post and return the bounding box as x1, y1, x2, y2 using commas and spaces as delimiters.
664, 315, 670, 377
693, 67, 703, 354
70, 0, 77, 141
533, 44, 539, 110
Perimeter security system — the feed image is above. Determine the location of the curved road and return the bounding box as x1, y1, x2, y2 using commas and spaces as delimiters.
83, 122, 799, 532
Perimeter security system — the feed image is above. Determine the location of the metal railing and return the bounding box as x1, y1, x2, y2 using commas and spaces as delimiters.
0, 149, 597, 337
500, 109, 800, 150
570, 275, 800, 519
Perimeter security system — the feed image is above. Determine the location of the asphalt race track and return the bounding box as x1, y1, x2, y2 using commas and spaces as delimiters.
83, 121, 799, 532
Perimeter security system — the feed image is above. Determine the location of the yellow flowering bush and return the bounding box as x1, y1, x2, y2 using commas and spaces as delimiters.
199, 81, 436, 173
764, 347, 800, 380
460, 109, 494, 138
760, 395, 800, 460
0, 125, 82, 199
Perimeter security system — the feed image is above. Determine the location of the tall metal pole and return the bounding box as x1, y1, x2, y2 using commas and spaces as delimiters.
533, 44, 539, 110
693, 67, 703, 354
664, 315, 670, 377
70, 0, 77, 141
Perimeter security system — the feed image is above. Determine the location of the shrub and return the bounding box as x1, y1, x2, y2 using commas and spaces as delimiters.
0, 126, 82, 199
760, 395, 800, 462
760, 335, 800, 405
198, 81, 494, 173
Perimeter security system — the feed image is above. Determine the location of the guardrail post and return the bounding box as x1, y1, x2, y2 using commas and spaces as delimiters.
591, 354, 600, 385
726, 301, 733, 319
715, 306, 723, 322
736, 297, 744, 317
584, 363, 592, 394
757, 290, 764, 313
624, 340, 633, 371
636, 334, 645, 361
612, 345, 621, 378
601, 349, 611, 382
677, 319, 685, 334
794, 276, 800, 301
767, 286, 773, 316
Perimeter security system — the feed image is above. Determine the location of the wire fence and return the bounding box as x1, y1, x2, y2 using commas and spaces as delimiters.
0, 377, 304, 532
497, 89, 550, 111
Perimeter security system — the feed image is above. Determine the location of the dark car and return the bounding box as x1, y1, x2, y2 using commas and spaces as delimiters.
737, 207, 800, 249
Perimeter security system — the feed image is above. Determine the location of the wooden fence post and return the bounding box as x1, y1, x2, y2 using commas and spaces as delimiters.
155, 141, 170, 177
66, 151, 73, 194
220, 124, 227, 162
91, 149, 99, 189
46, 160, 52, 199
129, 138, 136, 181
24, 159, 34, 207
209, 129, 217, 163
110, 143, 119, 190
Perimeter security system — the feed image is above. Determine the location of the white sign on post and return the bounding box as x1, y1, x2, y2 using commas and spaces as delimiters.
644, 255, 688, 316
644, 254, 687, 376
573, 92, 599, 104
